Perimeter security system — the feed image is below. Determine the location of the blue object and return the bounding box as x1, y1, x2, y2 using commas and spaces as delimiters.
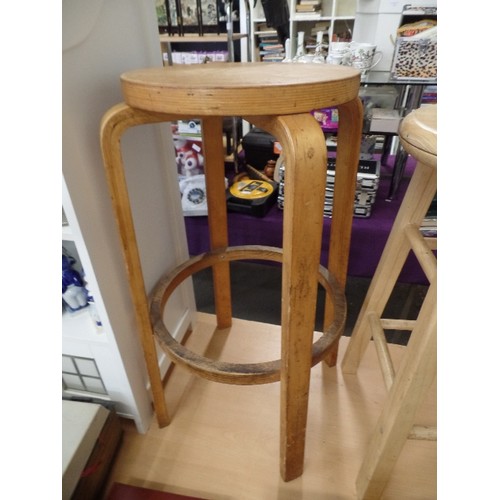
62, 254, 88, 311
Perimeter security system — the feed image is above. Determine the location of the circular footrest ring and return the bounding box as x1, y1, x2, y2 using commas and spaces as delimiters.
150, 245, 346, 385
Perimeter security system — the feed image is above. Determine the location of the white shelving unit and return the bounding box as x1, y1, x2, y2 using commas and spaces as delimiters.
250, 0, 356, 61
62, 0, 197, 433
158, 0, 250, 65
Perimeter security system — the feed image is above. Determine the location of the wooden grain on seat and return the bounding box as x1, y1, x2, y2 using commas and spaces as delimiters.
120, 63, 360, 116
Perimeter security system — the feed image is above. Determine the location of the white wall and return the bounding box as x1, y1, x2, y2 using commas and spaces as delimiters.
62, 0, 196, 432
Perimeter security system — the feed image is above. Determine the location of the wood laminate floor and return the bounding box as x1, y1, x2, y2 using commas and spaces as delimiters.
103, 312, 436, 500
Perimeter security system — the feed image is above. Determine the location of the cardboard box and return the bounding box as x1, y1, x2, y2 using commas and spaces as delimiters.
312, 107, 338, 132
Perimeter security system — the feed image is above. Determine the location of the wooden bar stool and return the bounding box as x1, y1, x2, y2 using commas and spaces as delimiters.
341, 104, 437, 499
100, 63, 363, 482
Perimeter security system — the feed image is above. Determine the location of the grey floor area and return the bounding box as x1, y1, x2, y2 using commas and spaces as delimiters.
192, 260, 428, 346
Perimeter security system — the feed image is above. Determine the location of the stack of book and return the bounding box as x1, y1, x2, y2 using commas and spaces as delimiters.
295, 0, 322, 19
256, 30, 285, 62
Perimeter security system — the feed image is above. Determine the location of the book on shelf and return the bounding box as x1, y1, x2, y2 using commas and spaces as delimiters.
258, 43, 284, 61
255, 29, 278, 38
296, 0, 321, 13
260, 44, 284, 52
259, 39, 280, 46
257, 34, 280, 45
257, 32, 279, 39
255, 22, 272, 31
262, 53, 285, 62
258, 40, 284, 48
255, 27, 284, 61
296, 5, 321, 12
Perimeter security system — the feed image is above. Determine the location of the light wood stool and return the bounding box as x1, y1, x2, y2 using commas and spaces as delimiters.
100, 63, 363, 482
341, 104, 437, 498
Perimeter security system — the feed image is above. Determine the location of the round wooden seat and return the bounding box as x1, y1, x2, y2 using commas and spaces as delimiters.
399, 104, 437, 168
120, 63, 360, 116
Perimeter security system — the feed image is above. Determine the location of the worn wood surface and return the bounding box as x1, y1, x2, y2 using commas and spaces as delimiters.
120, 63, 360, 116
201, 116, 232, 329
398, 104, 437, 168
103, 313, 436, 500
101, 63, 362, 481
323, 97, 364, 367
149, 246, 346, 386
100, 103, 183, 428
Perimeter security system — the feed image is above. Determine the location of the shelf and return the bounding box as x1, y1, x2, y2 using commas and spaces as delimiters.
62, 224, 74, 241
362, 71, 437, 86
250, 0, 357, 62
62, 307, 107, 344
293, 16, 331, 21
160, 33, 247, 44
332, 15, 355, 21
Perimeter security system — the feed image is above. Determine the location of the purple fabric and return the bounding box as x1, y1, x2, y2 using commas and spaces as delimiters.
183, 156, 431, 285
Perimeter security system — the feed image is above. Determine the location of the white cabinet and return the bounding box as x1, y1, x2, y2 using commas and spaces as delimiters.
250, 0, 356, 61
62, 0, 196, 433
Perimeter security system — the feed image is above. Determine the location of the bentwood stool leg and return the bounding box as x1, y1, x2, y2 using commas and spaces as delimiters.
250, 112, 328, 480
323, 98, 364, 367
100, 103, 176, 427
202, 116, 232, 328
251, 102, 362, 478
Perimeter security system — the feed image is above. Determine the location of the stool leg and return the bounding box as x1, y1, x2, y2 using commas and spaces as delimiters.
342, 160, 436, 375
100, 103, 176, 427
202, 116, 232, 328
380, 134, 394, 166
323, 97, 364, 367
386, 146, 408, 201
249, 112, 328, 481
279, 113, 328, 481
356, 280, 437, 499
